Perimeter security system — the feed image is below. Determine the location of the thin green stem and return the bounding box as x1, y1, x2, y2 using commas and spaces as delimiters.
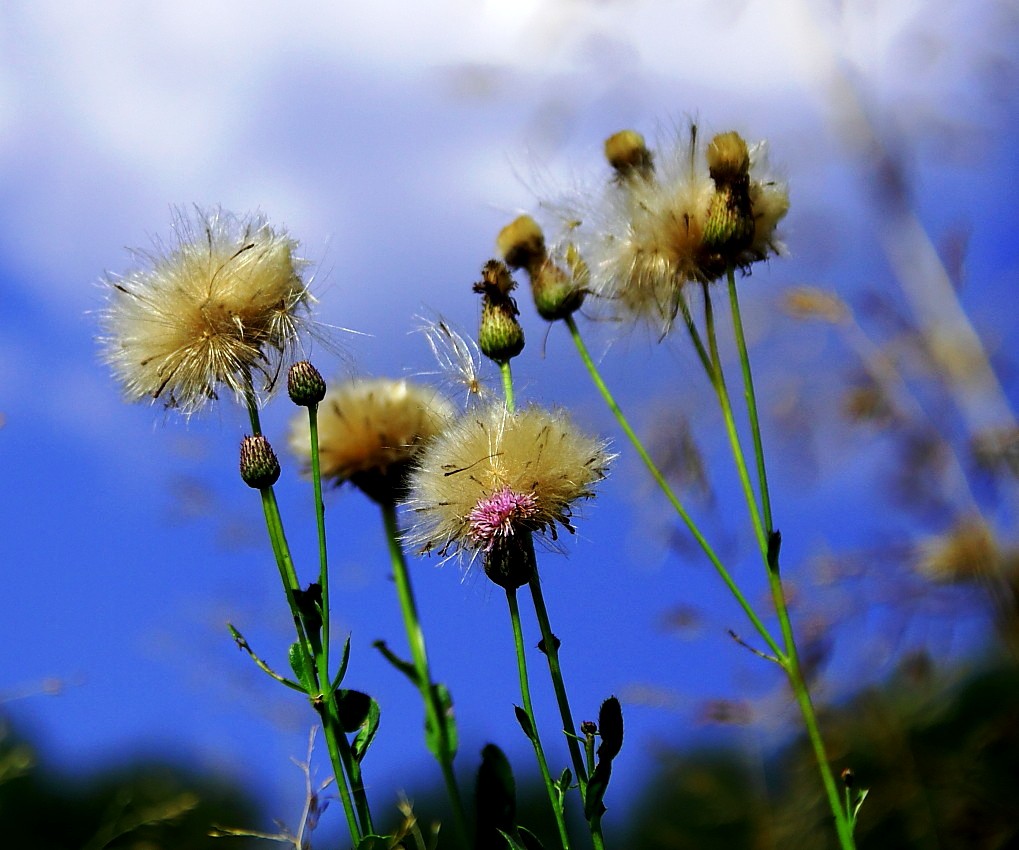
500, 360, 516, 412
700, 282, 768, 558
528, 573, 605, 850
726, 268, 773, 533
243, 393, 369, 845
505, 586, 572, 850
307, 404, 331, 683
382, 502, 469, 848
721, 276, 855, 848
563, 316, 782, 658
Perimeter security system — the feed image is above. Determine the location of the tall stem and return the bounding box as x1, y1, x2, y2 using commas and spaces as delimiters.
528, 572, 606, 850
718, 274, 855, 848
726, 269, 773, 532
563, 316, 782, 658
381, 502, 469, 848
505, 586, 572, 850
244, 393, 371, 844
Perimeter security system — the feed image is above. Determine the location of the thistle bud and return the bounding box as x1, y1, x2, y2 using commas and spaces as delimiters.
473, 260, 525, 362
287, 360, 327, 407
531, 259, 586, 321
497, 215, 546, 274
706, 131, 750, 186
478, 298, 525, 361
240, 434, 281, 489
604, 129, 654, 180
702, 186, 755, 257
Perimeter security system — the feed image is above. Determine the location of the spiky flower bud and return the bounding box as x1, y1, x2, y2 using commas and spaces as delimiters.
604, 129, 654, 180
288, 360, 327, 407
497, 215, 546, 274
473, 260, 524, 362
240, 434, 281, 489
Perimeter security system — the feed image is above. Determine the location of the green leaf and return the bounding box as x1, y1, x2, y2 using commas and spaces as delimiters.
584, 760, 610, 821
372, 639, 420, 686
513, 706, 536, 742
517, 826, 546, 850
597, 696, 623, 762
336, 689, 372, 733
425, 683, 458, 759
288, 642, 315, 692
331, 634, 352, 692
352, 697, 381, 763
556, 767, 573, 796
497, 829, 529, 850
476, 744, 517, 846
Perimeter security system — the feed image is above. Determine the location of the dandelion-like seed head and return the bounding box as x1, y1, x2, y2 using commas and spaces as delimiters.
291, 377, 455, 504
406, 404, 612, 568
100, 207, 315, 416
550, 123, 788, 334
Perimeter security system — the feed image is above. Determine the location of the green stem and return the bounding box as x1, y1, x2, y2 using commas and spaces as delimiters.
382, 502, 469, 848
721, 276, 855, 849
505, 586, 572, 850
528, 573, 605, 850
244, 394, 369, 845
307, 404, 331, 685
563, 316, 781, 658
726, 268, 773, 532
500, 360, 516, 412
700, 282, 768, 558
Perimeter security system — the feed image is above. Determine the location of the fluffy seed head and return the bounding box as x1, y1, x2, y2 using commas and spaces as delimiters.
100, 207, 314, 416
291, 378, 455, 504
549, 123, 788, 334
406, 404, 612, 563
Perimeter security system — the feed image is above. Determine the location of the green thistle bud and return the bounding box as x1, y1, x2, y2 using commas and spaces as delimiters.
604, 129, 654, 180
702, 186, 755, 258
531, 259, 586, 321
478, 297, 525, 361
497, 215, 547, 274
287, 360, 327, 407
239, 434, 281, 489
473, 260, 525, 362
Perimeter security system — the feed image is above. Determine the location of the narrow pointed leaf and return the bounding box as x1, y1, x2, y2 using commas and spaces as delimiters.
352, 697, 381, 763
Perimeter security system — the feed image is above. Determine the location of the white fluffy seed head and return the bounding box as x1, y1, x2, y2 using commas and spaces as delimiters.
291, 377, 455, 504
405, 403, 613, 562
100, 207, 315, 416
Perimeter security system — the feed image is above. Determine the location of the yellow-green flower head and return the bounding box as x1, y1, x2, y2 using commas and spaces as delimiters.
100, 207, 315, 416
290, 377, 455, 504
554, 124, 788, 334
406, 403, 612, 563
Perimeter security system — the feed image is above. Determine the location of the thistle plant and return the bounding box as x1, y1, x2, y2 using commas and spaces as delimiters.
97, 119, 878, 850
500, 124, 859, 849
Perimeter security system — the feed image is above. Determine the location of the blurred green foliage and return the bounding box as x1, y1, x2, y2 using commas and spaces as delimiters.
0, 720, 258, 850
626, 653, 1019, 850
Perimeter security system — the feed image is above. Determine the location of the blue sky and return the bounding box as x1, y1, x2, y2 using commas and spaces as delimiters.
2, 0, 1017, 841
